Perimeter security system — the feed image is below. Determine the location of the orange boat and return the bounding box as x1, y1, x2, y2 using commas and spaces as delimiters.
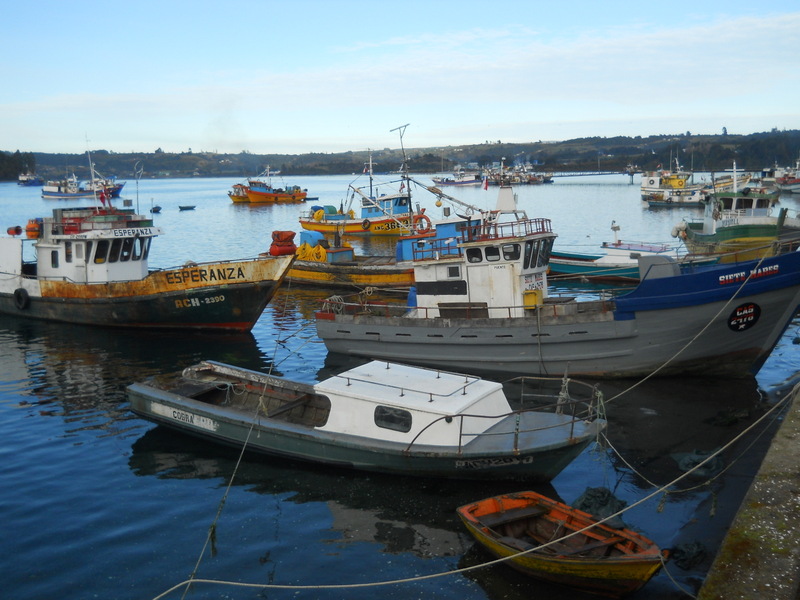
457, 491, 666, 598
228, 183, 249, 203
244, 167, 307, 203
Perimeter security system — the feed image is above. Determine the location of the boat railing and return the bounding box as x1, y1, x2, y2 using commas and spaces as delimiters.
411, 238, 463, 261
317, 294, 618, 319
504, 375, 603, 414
460, 217, 553, 243
601, 240, 674, 254
409, 217, 554, 262
403, 390, 602, 455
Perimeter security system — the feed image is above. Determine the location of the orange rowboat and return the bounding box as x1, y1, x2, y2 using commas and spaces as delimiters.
457, 491, 667, 598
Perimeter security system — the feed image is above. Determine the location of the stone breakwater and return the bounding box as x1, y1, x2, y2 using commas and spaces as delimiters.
698, 384, 800, 600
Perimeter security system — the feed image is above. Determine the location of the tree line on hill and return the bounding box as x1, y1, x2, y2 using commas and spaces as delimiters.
0, 150, 37, 181
2, 129, 799, 182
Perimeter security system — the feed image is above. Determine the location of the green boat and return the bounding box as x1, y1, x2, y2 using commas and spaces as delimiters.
672, 187, 800, 262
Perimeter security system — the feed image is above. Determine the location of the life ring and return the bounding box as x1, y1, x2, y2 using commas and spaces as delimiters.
361, 219, 371, 230
13, 288, 30, 310
413, 213, 432, 233
648, 178, 655, 185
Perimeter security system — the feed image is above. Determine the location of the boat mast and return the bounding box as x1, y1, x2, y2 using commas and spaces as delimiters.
390, 123, 411, 201
86, 149, 100, 209
134, 160, 144, 214
367, 151, 374, 198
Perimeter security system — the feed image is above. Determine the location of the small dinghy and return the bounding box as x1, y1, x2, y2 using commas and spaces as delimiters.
457, 490, 666, 597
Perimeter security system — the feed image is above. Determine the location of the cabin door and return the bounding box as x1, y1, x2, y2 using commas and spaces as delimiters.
71, 242, 88, 283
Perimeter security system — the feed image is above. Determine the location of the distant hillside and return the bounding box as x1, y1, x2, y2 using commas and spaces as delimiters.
2, 129, 799, 181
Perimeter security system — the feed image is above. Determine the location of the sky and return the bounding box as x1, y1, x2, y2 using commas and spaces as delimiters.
3, 1, 800, 155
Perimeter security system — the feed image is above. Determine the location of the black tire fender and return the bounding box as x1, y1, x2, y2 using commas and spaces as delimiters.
14, 288, 30, 310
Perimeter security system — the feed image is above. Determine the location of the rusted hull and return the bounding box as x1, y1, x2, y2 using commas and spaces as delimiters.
1, 256, 294, 331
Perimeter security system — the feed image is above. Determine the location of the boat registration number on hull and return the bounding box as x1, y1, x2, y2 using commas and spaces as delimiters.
151, 401, 219, 432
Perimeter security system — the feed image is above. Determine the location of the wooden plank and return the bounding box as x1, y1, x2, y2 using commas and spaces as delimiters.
555, 535, 624, 556
498, 536, 534, 552
266, 394, 311, 418
171, 381, 221, 398
479, 504, 548, 528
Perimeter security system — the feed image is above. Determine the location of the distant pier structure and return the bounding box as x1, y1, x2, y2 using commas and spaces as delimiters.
548, 165, 642, 183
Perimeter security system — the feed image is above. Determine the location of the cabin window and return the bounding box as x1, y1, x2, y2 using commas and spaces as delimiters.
374, 406, 412, 433
108, 239, 123, 263
120, 238, 134, 262
75, 243, 84, 260
524, 239, 553, 269
485, 246, 501, 262
502, 243, 520, 261
447, 265, 460, 278
132, 237, 145, 260
466, 248, 483, 263
538, 238, 554, 266
50, 250, 59, 268
85, 242, 92, 263
94, 240, 109, 264
64, 241, 73, 263
524, 240, 534, 268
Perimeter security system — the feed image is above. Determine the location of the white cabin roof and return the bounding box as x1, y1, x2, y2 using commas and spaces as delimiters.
314, 360, 506, 415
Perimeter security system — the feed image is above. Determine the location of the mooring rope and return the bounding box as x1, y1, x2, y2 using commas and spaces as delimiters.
156, 257, 793, 599
178, 279, 302, 598
152, 374, 797, 600
602, 253, 770, 405
601, 387, 785, 496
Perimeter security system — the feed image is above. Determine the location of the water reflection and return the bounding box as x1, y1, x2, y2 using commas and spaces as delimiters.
595, 375, 770, 487
0, 313, 272, 407
119, 368, 784, 599
128, 426, 566, 560
4, 178, 799, 600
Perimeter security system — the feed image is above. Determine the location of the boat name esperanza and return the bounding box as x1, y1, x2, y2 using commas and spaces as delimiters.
165, 265, 247, 285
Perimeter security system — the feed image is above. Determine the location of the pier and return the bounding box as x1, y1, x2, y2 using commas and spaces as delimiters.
697, 383, 800, 599
546, 170, 642, 183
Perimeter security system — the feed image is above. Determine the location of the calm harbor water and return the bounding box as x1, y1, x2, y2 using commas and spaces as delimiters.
1, 173, 799, 600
